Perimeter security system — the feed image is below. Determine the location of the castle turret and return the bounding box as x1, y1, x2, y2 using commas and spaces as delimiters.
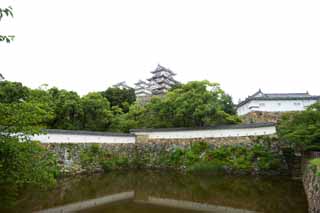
147, 64, 179, 95
112, 81, 131, 90
134, 80, 152, 97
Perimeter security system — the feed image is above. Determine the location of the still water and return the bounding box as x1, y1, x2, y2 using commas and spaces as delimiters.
1, 171, 308, 213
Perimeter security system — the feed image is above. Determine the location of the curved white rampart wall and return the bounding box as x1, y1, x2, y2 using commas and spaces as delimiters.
32, 124, 276, 143
32, 133, 135, 144
133, 126, 276, 139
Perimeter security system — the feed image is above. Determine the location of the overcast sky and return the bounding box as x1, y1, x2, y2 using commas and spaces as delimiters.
1, 0, 320, 102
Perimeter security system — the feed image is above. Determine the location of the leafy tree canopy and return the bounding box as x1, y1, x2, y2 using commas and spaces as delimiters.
114, 81, 240, 130
101, 87, 136, 113
277, 102, 320, 150
0, 81, 30, 103
81, 92, 113, 131
47, 88, 83, 130
0, 84, 58, 206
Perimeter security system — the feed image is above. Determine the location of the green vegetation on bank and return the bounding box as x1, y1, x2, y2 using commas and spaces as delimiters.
277, 102, 320, 151
76, 139, 283, 175
0, 91, 60, 206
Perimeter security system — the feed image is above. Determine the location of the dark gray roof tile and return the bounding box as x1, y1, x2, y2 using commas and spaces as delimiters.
45, 129, 135, 137
130, 122, 276, 133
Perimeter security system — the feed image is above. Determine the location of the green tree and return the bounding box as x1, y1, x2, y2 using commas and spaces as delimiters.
219, 93, 237, 115
0, 101, 58, 206
110, 103, 146, 132
81, 92, 113, 131
101, 87, 136, 113
47, 88, 83, 130
139, 81, 240, 128
277, 102, 320, 150
0, 81, 30, 103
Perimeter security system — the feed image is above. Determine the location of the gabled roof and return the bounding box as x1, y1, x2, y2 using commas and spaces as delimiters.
134, 80, 150, 86
151, 64, 176, 75
113, 81, 131, 89
45, 129, 135, 137
263, 93, 311, 98
237, 90, 320, 108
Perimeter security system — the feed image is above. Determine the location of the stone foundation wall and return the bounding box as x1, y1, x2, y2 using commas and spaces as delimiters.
303, 162, 320, 212
141, 135, 276, 146
241, 111, 284, 124
44, 135, 283, 175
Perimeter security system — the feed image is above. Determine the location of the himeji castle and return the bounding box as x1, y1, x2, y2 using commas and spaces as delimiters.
112, 81, 131, 90
133, 64, 179, 102
112, 64, 179, 103
134, 80, 152, 97
147, 64, 179, 95
237, 89, 320, 115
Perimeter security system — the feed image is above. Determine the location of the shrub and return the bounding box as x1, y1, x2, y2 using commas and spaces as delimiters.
100, 160, 114, 172
190, 142, 208, 155
187, 161, 225, 174
79, 144, 108, 172
0, 137, 59, 207
115, 156, 129, 168
0, 138, 59, 188
168, 147, 185, 166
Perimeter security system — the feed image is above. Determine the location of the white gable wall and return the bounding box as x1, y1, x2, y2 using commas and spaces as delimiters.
237, 99, 318, 115
32, 134, 136, 144
32, 125, 276, 144
134, 126, 276, 139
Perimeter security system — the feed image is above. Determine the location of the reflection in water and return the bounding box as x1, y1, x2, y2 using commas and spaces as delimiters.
0, 171, 308, 213
35, 191, 135, 213
137, 197, 258, 213
35, 193, 258, 213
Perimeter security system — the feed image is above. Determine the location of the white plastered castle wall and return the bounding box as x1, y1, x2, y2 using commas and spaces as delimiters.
237, 99, 318, 116
133, 126, 276, 139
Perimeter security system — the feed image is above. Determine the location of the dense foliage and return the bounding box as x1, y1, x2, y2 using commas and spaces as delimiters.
0, 80, 239, 132
76, 140, 283, 175
113, 81, 240, 131
277, 102, 320, 150
0, 86, 59, 206
101, 87, 136, 113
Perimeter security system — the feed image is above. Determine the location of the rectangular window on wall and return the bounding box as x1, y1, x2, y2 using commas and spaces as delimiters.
294, 102, 301, 106
259, 103, 265, 107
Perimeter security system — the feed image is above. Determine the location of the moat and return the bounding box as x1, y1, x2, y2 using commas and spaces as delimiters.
0, 171, 308, 213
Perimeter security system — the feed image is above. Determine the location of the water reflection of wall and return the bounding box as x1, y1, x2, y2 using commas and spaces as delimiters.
23, 172, 307, 213
35, 192, 259, 213
139, 197, 258, 213
35, 191, 135, 213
